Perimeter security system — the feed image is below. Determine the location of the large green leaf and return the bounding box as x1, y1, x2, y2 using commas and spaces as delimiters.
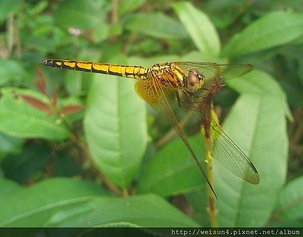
128, 55, 182, 68
0, 0, 22, 22
0, 133, 22, 159
46, 194, 199, 227
0, 178, 106, 227
0, 60, 28, 85
173, 2, 221, 58
275, 176, 303, 220
125, 13, 188, 39
138, 136, 205, 196
64, 70, 83, 96
0, 89, 69, 140
223, 11, 303, 57
54, 0, 109, 29
227, 70, 287, 97
84, 57, 148, 189
119, 0, 145, 15
0, 178, 21, 195
215, 70, 288, 226
228, 70, 291, 119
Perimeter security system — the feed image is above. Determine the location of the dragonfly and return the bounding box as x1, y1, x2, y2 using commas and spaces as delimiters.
42, 59, 260, 196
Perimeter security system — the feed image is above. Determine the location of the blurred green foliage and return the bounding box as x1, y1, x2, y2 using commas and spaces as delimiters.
0, 0, 302, 231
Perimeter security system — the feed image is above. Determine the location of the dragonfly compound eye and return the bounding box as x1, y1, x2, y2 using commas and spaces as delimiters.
186, 69, 205, 92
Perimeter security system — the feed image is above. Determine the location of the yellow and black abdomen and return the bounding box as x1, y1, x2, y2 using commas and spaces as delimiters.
41, 59, 149, 80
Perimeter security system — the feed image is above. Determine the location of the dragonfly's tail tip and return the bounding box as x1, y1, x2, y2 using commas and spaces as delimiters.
41, 59, 53, 65
41, 59, 47, 65
252, 177, 260, 185
214, 192, 218, 200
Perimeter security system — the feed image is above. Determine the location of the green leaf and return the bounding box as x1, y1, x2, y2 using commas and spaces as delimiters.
119, 0, 145, 15
227, 70, 286, 96
275, 176, 303, 220
138, 136, 205, 196
223, 11, 303, 57
64, 70, 83, 96
227, 70, 291, 119
0, 133, 22, 159
215, 71, 288, 226
84, 57, 148, 189
173, 2, 221, 57
0, 178, 106, 227
274, 219, 303, 227
46, 194, 199, 227
0, 0, 22, 22
0, 60, 28, 85
128, 55, 182, 68
54, 0, 109, 30
91, 23, 109, 43
0, 89, 69, 140
182, 51, 223, 62
125, 13, 188, 39
0, 179, 21, 196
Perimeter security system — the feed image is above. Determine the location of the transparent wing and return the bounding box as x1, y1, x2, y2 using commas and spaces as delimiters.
175, 62, 253, 79
135, 62, 257, 189
171, 62, 258, 184
170, 87, 259, 185
143, 75, 218, 198
211, 121, 260, 184
174, 62, 253, 90
217, 64, 253, 80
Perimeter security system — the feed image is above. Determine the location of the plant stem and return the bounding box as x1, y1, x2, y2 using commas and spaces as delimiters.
205, 135, 218, 227
201, 107, 220, 227
111, 0, 119, 24
57, 111, 123, 196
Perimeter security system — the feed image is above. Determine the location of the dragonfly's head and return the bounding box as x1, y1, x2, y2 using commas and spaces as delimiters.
185, 69, 205, 92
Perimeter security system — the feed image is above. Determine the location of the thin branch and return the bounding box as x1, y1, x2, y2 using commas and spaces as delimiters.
204, 132, 218, 227
122, 32, 138, 54
47, 94, 124, 196
7, 14, 14, 56
110, 0, 119, 24
14, 14, 21, 57
290, 108, 303, 144
60, 112, 123, 195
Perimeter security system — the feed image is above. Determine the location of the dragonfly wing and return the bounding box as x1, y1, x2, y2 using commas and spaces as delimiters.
149, 76, 217, 198
174, 62, 252, 86
135, 79, 161, 107
218, 64, 253, 80
168, 62, 257, 184
211, 121, 260, 184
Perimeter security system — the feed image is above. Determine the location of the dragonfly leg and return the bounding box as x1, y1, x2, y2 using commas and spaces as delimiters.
175, 91, 182, 107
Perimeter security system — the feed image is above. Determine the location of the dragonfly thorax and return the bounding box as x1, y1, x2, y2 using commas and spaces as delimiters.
184, 69, 205, 92
150, 63, 184, 89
